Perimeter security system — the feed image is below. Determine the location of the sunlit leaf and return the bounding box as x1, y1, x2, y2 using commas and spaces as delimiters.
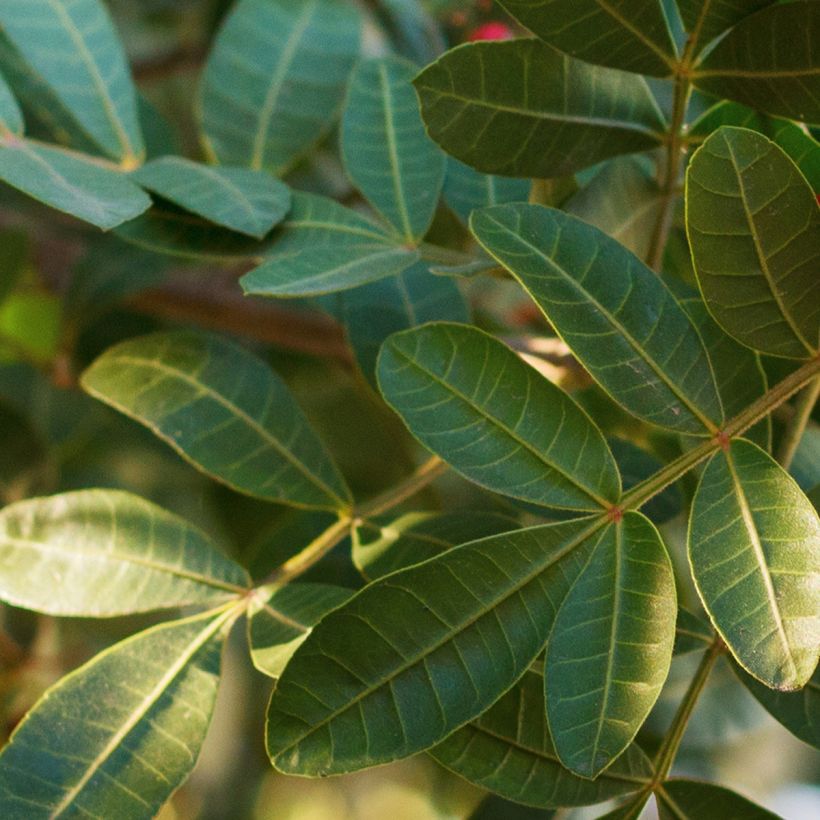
0, 489, 249, 616
546, 512, 676, 777
266, 518, 610, 775
378, 322, 621, 511
656, 780, 780, 819
432, 669, 653, 809
692, 2, 820, 124
0, 608, 232, 818
686, 127, 820, 359
414, 40, 665, 178
0, 0, 144, 164
472, 204, 725, 434
198, 0, 361, 173
248, 583, 352, 679
689, 439, 820, 690
342, 57, 445, 242
131, 157, 290, 239
499, 0, 677, 76
81, 330, 352, 510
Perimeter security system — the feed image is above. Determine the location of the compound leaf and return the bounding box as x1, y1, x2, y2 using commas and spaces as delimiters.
499, 0, 676, 76
342, 57, 445, 243
81, 330, 352, 511
0, 489, 248, 616
0, 608, 232, 819
131, 157, 290, 239
266, 518, 611, 775
432, 669, 654, 809
0, 0, 144, 164
472, 204, 725, 434
198, 0, 361, 173
686, 127, 820, 359
546, 512, 676, 778
414, 40, 665, 178
378, 322, 622, 511
689, 439, 820, 690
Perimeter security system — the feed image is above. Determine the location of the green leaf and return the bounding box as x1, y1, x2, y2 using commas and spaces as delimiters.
692, 2, 820, 124
674, 608, 714, 656
0, 608, 232, 818
0, 0, 144, 164
198, 0, 362, 173
765, 119, 820, 195
241, 192, 419, 297
689, 438, 820, 690
677, 1, 774, 54
0, 71, 23, 136
342, 57, 445, 243
498, 0, 676, 76
81, 330, 352, 511
377, 0, 446, 66
597, 792, 652, 820
378, 322, 621, 511
353, 510, 518, 580
737, 664, 820, 751
656, 780, 780, 819
414, 40, 666, 178
0, 489, 249, 616
248, 583, 352, 679
686, 127, 820, 359
565, 157, 662, 260
131, 157, 290, 239
266, 518, 611, 775
432, 669, 653, 809
469, 795, 554, 820
472, 204, 725, 434
0, 137, 150, 230
443, 158, 530, 226
546, 512, 676, 778
342, 261, 468, 388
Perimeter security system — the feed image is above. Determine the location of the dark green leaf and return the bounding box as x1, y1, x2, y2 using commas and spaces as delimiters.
266, 518, 610, 775
674, 608, 714, 656
546, 512, 676, 777
131, 157, 290, 239
342, 57, 445, 242
0, 609, 232, 818
692, 2, 820, 124
686, 127, 820, 359
499, 0, 676, 76
353, 510, 518, 579
248, 583, 352, 678
472, 204, 725, 434
443, 158, 531, 226
656, 780, 781, 819
432, 669, 653, 808
0, 489, 249, 616
677, 1, 774, 54
0, 70, 23, 136
0, 0, 144, 164
689, 438, 820, 690
198, 0, 362, 173
414, 40, 665, 178
81, 330, 352, 510
469, 794, 554, 820
378, 322, 621, 511
791, 422, 820, 492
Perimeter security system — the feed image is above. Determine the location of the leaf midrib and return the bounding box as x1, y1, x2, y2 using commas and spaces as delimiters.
590, 0, 676, 70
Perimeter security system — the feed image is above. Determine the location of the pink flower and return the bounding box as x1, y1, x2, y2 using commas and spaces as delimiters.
468, 21, 514, 41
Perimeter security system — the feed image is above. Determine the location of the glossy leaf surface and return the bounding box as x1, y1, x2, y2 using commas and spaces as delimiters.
472, 204, 724, 434
414, 40, 665, 178
378, 322, 621, 511
0, 489, 248, 616
546, 512, 676, 777
686, 127, 820, 359
499, 0, 676, 76
432, 669, 653, 808
342, 57, 445, 242
131, 157, 290, 238
0, 0, 144, 163
249, 583, 352, 679
81, 331, 352, 510
693, 2, 820, 124
266, 518, 609, 775
689, 439, 820, 689
657, 780, 780, 819
198, 0, 361, 173
0, 609, 230, 818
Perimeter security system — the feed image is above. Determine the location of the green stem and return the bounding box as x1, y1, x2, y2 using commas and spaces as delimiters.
775, 375, 820, 470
